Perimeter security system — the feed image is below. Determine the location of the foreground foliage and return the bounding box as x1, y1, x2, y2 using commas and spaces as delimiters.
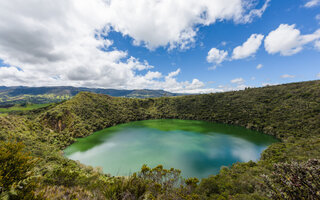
0, 80, 319, 199
263, 159, 320, 199
0, 140, 40, 199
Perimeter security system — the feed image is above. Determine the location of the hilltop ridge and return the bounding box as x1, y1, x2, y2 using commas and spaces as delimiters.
0, 86, 184, 105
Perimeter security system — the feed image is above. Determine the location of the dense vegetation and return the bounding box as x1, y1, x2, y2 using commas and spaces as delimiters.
0, 80, 319, 199
0, 103, 52, 116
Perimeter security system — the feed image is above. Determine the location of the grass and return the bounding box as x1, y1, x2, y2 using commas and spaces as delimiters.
0, 103, 52, 113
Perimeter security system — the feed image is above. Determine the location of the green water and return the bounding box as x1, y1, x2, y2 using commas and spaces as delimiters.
64, 119, 278, 178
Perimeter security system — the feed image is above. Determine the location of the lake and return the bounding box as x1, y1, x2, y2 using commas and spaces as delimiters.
64, 119, 278, 179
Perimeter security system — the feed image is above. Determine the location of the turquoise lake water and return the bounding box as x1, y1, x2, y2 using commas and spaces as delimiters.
64, 119, 278, 178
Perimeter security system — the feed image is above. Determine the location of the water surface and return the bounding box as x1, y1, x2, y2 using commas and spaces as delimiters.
64, 119, 277, 178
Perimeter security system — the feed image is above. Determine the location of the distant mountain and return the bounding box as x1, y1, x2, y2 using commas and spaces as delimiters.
0, 86, 185, 105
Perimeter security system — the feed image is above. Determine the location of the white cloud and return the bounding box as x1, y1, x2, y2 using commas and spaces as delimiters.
104, 0, 270, 50
144, 71, 162, 80
256, 64, 263, 69
217, 84, 248, 91
264, 24, 320, 56
240, 0, 271, 23
231, 78, 245, 84
232, 34, 264, 59
0, 0, 272, 94
208, 33, 264, 66
281, 74, 295, 79
207, 48, 228, 65
0, 0, 218, 94
304, 0, 320, 8
316, 73, 320, 78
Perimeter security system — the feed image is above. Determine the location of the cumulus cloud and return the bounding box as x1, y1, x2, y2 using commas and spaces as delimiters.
105, 0, 270, 50
208, 33, 264, 67
304, 0, 320, 8
256, 64, 263, 69
0, 0, 272, 93
281, 74, 295, 79
144, 71, 162, 80
264, 24, 320, 56
0, 0, 205, 93
231, 78, 245, 84
232, 34, 264, 59
207, 48, 228, 65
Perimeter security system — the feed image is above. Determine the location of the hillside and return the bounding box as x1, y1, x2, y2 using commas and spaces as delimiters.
1, 80, 319, 199
41, 80, 319, 141
0, 86, 183, 105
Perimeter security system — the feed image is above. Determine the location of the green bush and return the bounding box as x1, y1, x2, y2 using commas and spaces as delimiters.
263, 159, 320, 199
0, 140, 40, 199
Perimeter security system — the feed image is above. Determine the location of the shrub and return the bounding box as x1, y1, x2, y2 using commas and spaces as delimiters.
0, 140, 40, 199
263, 159, 320, 199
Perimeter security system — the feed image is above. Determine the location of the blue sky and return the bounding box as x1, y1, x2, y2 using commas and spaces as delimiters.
0, 0, 319, 93
105, 0, 320, 88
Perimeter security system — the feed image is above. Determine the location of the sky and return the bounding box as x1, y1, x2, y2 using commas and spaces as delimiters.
0, 0, 319, 93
